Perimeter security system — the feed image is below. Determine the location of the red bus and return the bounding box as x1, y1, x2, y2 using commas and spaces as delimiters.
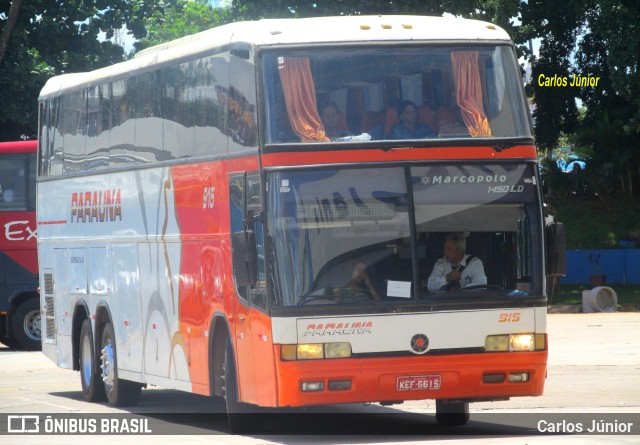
0, 140, 40, 350
37, 16, 564, 431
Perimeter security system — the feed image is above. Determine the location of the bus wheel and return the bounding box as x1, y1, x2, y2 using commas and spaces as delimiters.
12, 299, 41, 351
222, 338, 264, 433
100, 322, 142, 406
435, 400, 470, 426
79, 319, 106, 402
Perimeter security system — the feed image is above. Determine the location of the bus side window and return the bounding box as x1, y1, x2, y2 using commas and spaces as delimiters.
110, 78, 133, 167
229, 174, 249, 302
62, 90, 86, 174
194, 53, 229, 157
229, 173, 267, 309
134, 71, 164, 163
0, 154, 29, 210
228, 46, 258, 151
27, 153, 36, 211
246, 173, 266, 310
38, 101, 50, 177
86, 84, 110, 171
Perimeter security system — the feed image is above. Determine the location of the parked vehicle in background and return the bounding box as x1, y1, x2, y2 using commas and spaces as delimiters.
0, 140, 40, 350
553, 147, 587, 173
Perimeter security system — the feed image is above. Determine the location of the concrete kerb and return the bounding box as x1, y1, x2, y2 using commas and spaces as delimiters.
547, 303, 640, 314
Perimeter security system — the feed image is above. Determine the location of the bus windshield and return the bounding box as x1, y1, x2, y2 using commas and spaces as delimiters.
261, 45, 531, 144
266, 163, 542, 307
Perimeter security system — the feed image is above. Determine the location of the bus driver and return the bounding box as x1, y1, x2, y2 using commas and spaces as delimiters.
427, 233, 487, 291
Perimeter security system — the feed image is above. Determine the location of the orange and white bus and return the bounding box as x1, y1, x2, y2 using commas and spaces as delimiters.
37, 15, 564, 431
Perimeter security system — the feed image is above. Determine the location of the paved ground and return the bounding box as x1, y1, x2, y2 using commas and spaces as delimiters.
1, 312, 638, 444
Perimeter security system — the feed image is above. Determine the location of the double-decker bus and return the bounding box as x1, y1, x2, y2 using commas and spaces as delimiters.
0, 140, 40, 350
37, 15, 565, 431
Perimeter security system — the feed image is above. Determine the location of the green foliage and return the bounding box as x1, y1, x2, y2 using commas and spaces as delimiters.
571, 2, 640, 199
530, 59, 579, 150
524, 0, 640, 197
521, 0, 585, 150
230, 1, 464, 19
136, 0, 234, 51
0, 0, 582, 140
1, 0, 640, 206
550, 196, 640, 249
540, 156, 573, 197
575, 110, 640, 197
0, 0, 167, 140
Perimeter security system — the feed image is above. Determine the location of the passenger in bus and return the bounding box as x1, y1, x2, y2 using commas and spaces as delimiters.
319, 103, 350, 140
0, 177, 16, 203
389, 100, 436, 140
2, 189, 14, 203
334, 262, 383, 301
427, 233, 487, 291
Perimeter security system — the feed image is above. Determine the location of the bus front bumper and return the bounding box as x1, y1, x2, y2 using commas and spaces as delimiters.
273, 348, 547, 408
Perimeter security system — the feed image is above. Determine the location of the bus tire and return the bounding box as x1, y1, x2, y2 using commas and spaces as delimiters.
12, 298, 41, 351
100, 322, 142, 406
435, 400, 470, 426
79, 319, 107, 402
222, 338, 264, 433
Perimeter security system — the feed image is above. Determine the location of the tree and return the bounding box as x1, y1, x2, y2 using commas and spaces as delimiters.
0, 0, 166, 141
2, 0, 531, 141
4, 0, 638, 199
0, 0, 21, 64
574, 1, 640, 197
136, 0, 234, 52
519, 0, 587, 150
231, 1, 481, 20
519, 0, 640, 197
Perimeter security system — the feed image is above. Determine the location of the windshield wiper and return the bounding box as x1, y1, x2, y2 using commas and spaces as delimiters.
296, 293, 333, 306
492, 141, 517, 152
459, 284, 504, 291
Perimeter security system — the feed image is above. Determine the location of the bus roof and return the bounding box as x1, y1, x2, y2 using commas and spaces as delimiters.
0, 140, 38, 154
39, 15, 510, 99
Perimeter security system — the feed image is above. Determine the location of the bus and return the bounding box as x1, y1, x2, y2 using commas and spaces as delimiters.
0, 140, 40, 350
37, 15, 565, 430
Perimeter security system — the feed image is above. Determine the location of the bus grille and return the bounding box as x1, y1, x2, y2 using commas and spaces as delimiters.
44, 273, 54, 295
45, 296, 55, 341
44, 271, 56, 343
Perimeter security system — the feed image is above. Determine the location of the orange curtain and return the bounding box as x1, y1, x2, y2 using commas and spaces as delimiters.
451, 51, 492, 137
278, 58, 329, 142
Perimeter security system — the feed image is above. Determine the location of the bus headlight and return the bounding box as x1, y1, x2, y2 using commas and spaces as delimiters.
297, 343, 324, 359
325, 342, 351, 358
281, 342, 352, 360
510, 334, 535, 351
485, 334, 539, 352
485, 334, 509, 352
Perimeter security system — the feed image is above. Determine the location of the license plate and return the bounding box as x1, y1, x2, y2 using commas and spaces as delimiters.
396, 375, 441, 391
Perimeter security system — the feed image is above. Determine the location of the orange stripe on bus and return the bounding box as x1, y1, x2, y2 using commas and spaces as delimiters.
262, 145, 537, 167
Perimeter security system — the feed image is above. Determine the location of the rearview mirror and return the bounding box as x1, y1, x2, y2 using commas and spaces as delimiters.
546, 222, 566, 276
